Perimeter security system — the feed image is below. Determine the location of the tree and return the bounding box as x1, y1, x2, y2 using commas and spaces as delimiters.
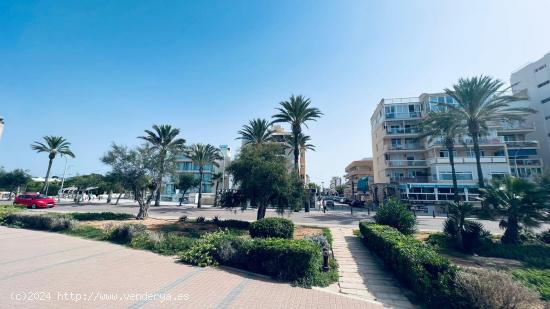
176, 173, 199, 206
442, 76, 534, 188
272, 95, 322, 172
185, 144, 222, 208
101, 143, 154, 219
237, 118, 273, 146
481, 176, 549, 244
228, 144, 294, 219
138, 125, 185, 206
443, 202, 485, 251
31, 136, 75, 194
212, 172, 223, 206
0, 169, 31, 200
335, 184, 345, 195
419, 109, 466, 202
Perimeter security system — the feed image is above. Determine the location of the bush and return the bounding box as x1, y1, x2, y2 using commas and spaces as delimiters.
454, 268, 541, 308
5, 213, 76, 231
178, 215, 187, 223
374, 198, 416, 235
195, 216, 205, 223
213, 217, 250, 229
154, 233, 196, 255
303, 235, 330, 250
107, 224, 147, 244
180, 231, 231, 267
443, 219, 490, 251
0, 205, 24, 224
69, 212, 134, 221
359, 222, 455, 306
511, 268, 550, 301
537, 229, 550, 244
477, 240, 550, 269
249, 218, 294, 239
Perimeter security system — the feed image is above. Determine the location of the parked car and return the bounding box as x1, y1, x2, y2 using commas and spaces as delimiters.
340, 197, 351, 204
14, 194, 55, 209
350, 200, 365, 207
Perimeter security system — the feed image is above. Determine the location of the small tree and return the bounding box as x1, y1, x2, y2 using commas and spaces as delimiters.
228, 143, 293, 219
374, 198, 416, 235
481, 176, 549, 244
0, 169, 31, 200
176, 173, 199, 206
443, 202, 488, 251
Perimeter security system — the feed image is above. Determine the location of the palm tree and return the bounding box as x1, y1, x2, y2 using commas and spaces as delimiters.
442, 76, 534, 188
284, 132, 315, 153
31, 136, 75, 194
212, 172, 223, 206
272, 95, 322, 173
481, 176, 549, 245
138, 125, 185, 206
237, 118, 273, 146
419, 110, 466, 202
185, 144, 222, 208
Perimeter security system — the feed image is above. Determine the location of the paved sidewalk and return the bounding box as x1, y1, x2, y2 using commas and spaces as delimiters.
0, 226, 381, 308
331, 227, 416, 309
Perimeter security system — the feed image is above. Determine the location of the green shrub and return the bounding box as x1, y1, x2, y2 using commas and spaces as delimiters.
63, 225, 107, 240
179, 230, 231, 267
511, 268, 550, 301
477, 240, 550, 269
0, 205, 24, 223
454, 268, 541, 308
249, 217, 294, 239
107, 224, 147, 244
154, 233, 196, 255
213, 217, 250, 229
322, 228, 333, 246
69, 212, 134, 221
303, 235, 330, 250
5, 213, 76, 231
374, 198, 416, 235
195, 216, 205, 223
359, 222, 455, 307
443, 219, 490, 251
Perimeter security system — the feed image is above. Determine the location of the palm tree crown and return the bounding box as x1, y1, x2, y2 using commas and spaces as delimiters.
237, 118, 273, 146
31, 136, 75, 159
442, 76, 534, 187
272, 95, 322, 171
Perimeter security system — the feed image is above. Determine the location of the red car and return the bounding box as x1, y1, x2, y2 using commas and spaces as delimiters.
14, 194, 56, 209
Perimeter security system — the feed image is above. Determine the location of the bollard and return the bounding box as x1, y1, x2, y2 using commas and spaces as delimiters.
322, 247, 330, 272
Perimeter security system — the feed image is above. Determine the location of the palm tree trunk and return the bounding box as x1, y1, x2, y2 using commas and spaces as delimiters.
457, 219, 465, 251
214, 181, 219, 207
42, 158, 54, 194
257, 201, 267, 219
154, 151, 166, 206
471, 133, 485, 188
107, 190, 112, 204
502, 216, 520, 244
197, 169, 203, 208
447, 141, 459, 202
293, 131, 300, 172
115, 192, 123, 205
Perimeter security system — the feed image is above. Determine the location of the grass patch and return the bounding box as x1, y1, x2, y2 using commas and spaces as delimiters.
511, 268, 550, 301
69, 212, 134, 221
62, 225, 107, 240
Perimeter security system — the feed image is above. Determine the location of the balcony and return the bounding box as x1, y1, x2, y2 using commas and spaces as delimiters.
428, 156, 508, 164
386, 160, 427, 167
499, 122, 535, 132
505, 140, 539, 148
385, 127, 421, 135
430, 136, 504, 147
509, 156, 542, 166
389, 176, 429, 183
385, 144, 423, 151
385, 112, 422, 120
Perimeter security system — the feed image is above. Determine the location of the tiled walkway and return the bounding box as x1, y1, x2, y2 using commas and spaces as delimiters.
331, 227, 416, 309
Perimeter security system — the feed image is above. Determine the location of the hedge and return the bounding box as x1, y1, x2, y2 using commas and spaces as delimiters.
249, 218, 294, 239
5, 213, 76, 231
69, 212, 134, 221
359, 222, 456, 307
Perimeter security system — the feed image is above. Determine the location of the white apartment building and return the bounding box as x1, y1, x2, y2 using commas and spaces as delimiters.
511, 52, 550, 169
370, 93, 543, 204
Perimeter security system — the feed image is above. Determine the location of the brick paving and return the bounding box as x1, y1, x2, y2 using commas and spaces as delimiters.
0, 226, 382, 308
331, 227, 416, 309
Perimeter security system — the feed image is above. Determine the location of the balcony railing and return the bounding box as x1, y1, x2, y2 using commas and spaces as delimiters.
386, 127, 421, 135
385, 112, 421, 120
386, 160, 427, 167
385, 144, 423, 151
431, 136, 504, 146
505, 141, 539, 148
499, 122, 535, 131
509, 156, 542, 166
428, 156, 508, 164
389, 176, 429, 183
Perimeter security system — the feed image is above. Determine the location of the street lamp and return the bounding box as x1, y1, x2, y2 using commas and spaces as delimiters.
58, 156, 73, 202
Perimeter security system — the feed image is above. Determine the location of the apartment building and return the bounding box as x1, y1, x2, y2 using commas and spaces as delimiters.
370, 93, 543, 204
510, 52, 550, 169
344, 158, 374, 200
271, 124, 308, 182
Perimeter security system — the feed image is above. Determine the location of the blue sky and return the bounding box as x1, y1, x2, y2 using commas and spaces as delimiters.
1, 0, 550, 185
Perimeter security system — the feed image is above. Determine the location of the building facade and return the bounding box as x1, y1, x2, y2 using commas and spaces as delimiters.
370, 93, 543, 204
510, 52, 550, 168
344, 158, 374, 200
270, 124, 308, 182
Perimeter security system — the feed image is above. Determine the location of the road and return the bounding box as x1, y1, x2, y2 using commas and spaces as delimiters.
18, 199, 549, 234
0, 226, 378, 309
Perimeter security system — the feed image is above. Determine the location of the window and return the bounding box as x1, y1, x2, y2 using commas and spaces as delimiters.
445, 96, 453, 104
538, 80, 550, 88
545, 116, 550, 120
535, 64, 547, 73
439, 172, 473, 180
542, 97, 550, 104
439, 150, 457, 158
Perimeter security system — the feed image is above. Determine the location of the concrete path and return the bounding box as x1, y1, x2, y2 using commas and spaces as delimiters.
0, 226, 382, 309
331, 227, 416, 309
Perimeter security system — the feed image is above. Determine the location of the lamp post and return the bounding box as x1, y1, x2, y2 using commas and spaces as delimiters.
58, 156, 71, 202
